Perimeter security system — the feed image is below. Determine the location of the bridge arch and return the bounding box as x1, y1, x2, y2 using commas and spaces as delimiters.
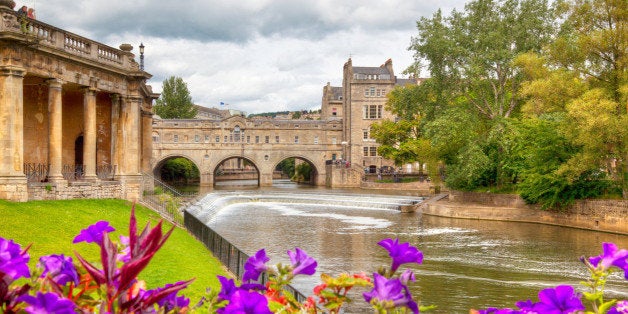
212, 155, 261, 187
273, 155, 320, 185
153, 154, 202, 188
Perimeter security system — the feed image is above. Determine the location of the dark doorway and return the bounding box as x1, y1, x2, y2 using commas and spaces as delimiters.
74, 135, 84, 165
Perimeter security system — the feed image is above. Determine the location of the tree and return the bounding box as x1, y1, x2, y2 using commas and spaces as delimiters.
516, 0, 628, 200
408, 0, 556, 120
154, 76, 198, 119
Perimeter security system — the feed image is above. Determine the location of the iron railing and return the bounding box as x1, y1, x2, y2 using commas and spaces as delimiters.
62, 164, 85, 182
23, 163, 49, 183
96, 164, 116, 180
184, 212, 308, 303
139, 172, 197, 227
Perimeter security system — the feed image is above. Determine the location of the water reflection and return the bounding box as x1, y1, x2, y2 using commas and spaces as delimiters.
192, 182, 628, 313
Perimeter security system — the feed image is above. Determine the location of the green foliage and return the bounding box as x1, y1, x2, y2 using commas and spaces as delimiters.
292, 162, 312, 182
154, 76, 198, 119
276, 158, 295, 178
160, 157, 199, 183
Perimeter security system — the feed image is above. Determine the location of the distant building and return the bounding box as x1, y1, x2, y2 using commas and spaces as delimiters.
321, 58, 421, 173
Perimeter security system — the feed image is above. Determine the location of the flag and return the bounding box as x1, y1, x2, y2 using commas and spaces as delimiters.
220, 102, 224, 106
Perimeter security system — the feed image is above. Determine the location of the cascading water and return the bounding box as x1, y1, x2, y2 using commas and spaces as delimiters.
188, 188, 628, 313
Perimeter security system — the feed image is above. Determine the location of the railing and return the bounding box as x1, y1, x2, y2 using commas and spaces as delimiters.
0, 9, 132, 70
139, 172, 197, 227
184, 212, 308, 303
62, 164, 85, 182
96, 165, 116, 181
23, 163, 49, 183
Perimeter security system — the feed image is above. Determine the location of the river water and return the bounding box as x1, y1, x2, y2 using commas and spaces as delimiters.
189, 181, 628, 313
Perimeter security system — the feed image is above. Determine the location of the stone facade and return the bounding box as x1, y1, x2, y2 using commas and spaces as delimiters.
320, 58, 420, 172
0, 4, 156, 201
152, 116, 343, 186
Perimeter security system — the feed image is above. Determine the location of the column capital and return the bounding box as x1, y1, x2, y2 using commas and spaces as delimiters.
46, 78, 63, 89
0, 65, 25, 77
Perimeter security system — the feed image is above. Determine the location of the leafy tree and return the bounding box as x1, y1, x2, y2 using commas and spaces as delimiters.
154, 76, 198, 119
291, 111, 302, 119
160, 158, 199, 184
292, 161, 312, 182
276, 158, 295, 178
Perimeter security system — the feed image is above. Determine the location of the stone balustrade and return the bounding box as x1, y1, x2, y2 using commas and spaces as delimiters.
0, 5, 136, 72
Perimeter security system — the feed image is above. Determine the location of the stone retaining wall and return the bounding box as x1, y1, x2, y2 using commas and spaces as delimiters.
425, 192, 628, 235
27, 181, 137, 201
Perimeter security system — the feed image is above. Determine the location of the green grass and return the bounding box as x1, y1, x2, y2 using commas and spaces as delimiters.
0, 199, 228, 303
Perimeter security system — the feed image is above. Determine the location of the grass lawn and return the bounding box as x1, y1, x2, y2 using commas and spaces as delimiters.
0, 198, 228, 304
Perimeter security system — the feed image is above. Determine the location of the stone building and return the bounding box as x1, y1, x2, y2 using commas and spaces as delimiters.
321, 58, 419, 173
0, 1, 156, 201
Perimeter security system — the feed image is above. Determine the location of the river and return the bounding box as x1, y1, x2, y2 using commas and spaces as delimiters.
189, 180, 628, 313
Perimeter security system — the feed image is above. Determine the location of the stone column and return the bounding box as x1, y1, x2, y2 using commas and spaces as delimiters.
0, 65, 27, 201
141, 106, 153, 173
46, 78, 64, 181
118, 96, 141, 175
82, 87, 98, 180
110, 94, 120, 176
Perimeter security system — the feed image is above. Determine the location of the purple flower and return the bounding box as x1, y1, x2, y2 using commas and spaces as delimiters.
287, 247, 317, 276
38, 254, 79, 286
533, 285, 585, 314
220, 290, 272, 314
117, 235, 131, 263
0, 237, 30, 280
242, 249, 269, 282
72, 220, 115, 245
363, 273, 418, 314
155, 282, 190, 311
18, 292, 76, 314
217, 275, 238, 301
515, 299, 534, 312
400, 269, 416, 285
589, 242, 628, 278
608, 300, 628, 314
478, 308, 518, 314
378, 238, 423, 273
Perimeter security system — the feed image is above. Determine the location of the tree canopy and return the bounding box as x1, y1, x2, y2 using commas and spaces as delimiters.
373, 0, 627, 207
154, 76, 198, 119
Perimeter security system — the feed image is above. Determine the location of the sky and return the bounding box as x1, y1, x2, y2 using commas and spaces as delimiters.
28, 0, 467, 115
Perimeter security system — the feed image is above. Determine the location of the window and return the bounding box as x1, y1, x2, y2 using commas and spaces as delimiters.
215, 136, 220, 143
364, 88, 369, 97
363, 105, 382, 119
194, 135, 200, 143
294, 136, 299, 143
152, 132, 159, 142
332, 108, 337, 116
233, 125, 241, 142
173, 135, 178, 143
294, 124, 299, 128
376, 89, 381, 97
246, 135, 251, 143
370, 147, 377, 156
265, 136, 270, 143
205, 135, 209, 142
255, 136, 260, 143
363, 147, 369, 156
370, 87, 375, 96
275, 136, 280, 143
314, 136, 318, 144
224, 136, 228, 143
331, 137, 337, 145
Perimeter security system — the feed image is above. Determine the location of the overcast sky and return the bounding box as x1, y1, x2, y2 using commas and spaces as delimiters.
29, 0, 467, 114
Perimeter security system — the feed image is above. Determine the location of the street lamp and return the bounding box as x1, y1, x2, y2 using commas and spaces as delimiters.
139, 42, 145, 70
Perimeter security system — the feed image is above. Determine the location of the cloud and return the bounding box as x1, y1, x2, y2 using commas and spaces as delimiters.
32, 0, 467, 114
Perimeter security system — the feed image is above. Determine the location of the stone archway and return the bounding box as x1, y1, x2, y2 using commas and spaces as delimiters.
153, 155, 201, 192
273, 156, 319, 185
213, 156, 260, 187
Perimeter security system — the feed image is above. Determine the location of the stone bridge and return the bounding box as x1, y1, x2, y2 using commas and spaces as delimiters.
151, 116, 348, 186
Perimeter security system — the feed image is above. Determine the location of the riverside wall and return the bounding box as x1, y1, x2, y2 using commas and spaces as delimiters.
423, 191, 628, 235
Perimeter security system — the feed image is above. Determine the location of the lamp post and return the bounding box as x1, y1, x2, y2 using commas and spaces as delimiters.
139, 42, 145, 70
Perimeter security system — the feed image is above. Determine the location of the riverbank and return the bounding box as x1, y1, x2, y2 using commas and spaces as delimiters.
419, 191, 628, 235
